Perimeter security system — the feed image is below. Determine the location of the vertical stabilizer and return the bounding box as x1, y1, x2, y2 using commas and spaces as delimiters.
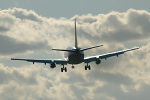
75, 19, 78, 48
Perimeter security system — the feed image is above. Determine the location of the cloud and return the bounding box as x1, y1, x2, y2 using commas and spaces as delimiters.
1, 8, 150, 56
0, 8, 150, 100
2, 7, 42, 22
0, 35, 51, 55
73, 9, 150, 44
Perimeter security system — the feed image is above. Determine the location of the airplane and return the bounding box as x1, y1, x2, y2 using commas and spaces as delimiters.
11, 19, 139, 72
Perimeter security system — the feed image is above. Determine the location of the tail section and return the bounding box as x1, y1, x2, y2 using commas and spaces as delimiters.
75, 19, 78, 48
52, 19, 103, 52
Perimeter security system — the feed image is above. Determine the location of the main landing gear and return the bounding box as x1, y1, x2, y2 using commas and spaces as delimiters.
85, 63, 91, 70
71, 64, 91, 70
61, 63, 91, 72
61, 65, 67, 72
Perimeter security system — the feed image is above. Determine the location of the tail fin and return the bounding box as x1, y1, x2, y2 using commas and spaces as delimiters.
75, 19, 78, 48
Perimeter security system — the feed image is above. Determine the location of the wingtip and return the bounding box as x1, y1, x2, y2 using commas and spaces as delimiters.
11, 58, 17, 60
135, 47, 140, 49
133, 47, 139, 49
98, 44, 103, 47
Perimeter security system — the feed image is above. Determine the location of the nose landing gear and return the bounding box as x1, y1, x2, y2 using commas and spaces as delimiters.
72, 64, 75, 69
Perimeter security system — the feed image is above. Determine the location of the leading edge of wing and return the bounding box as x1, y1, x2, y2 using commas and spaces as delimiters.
11, 58, 68, 65
84, 47, 139, 63
99, 47, 139, 59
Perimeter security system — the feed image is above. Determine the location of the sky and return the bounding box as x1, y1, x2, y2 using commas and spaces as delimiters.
1, 0, 150, 18
1, 0, 150, 100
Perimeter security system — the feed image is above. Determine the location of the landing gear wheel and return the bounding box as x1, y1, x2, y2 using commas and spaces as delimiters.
65, 67, 67, 72
72, 66, 75, 69
89, 65, 91, 70
85, 66, 87, 70
61, 68, 63, 72
85, 63, 91, 70
61, 67, 67, 72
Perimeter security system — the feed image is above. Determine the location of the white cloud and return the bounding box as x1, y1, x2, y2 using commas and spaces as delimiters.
0, 8, 150, 100
1, 8, 150, 55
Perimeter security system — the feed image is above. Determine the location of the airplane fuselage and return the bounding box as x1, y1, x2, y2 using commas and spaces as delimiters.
65, 46, 84, 64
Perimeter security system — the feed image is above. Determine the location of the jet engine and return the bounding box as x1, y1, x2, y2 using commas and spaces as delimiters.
50, 62, 56, 68
95, 59, 101, 64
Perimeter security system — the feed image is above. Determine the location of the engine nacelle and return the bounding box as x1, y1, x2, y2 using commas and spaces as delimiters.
50, 62, 56, 68
95, 59, 101, 65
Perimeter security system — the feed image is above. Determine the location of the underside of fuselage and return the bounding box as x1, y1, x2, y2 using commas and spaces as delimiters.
68, 52, 84, 64
65, 46, 84, 64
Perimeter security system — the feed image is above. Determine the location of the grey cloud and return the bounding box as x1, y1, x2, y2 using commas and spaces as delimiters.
0, 14, 15, 32
1, 8, 149, 53
60, 71, 87, 84
73, 14, 97, 23
94, 83, 150, 100
88, 70, 133, 85
9, 8, 42, 22
0, 35, 51, 55
0, 65, 55, 100
0, 66, 38, 85
12, 70, 38, 85
104, 10, 150, 42
94, 83, 131, 100
45, 80, 53, 89
73, 9, 150, 44
70, 85, 88, 100
1, 8, 150, 45
0, 26, 10, 32
128, 10, 150, 33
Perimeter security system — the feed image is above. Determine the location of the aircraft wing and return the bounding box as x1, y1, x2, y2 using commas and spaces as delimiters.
11, 58, 68, 65
84, 47, 139, 63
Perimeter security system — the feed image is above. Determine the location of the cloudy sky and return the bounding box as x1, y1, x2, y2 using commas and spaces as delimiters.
0, 0, 150, 100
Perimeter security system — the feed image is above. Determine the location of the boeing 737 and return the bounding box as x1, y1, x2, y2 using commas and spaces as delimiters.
11, 19, 139, 72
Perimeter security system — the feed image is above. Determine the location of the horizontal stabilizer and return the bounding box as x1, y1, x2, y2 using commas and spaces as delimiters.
81, 45, 103, 51
11, 58, 27, 61
52, 49, 76, 52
